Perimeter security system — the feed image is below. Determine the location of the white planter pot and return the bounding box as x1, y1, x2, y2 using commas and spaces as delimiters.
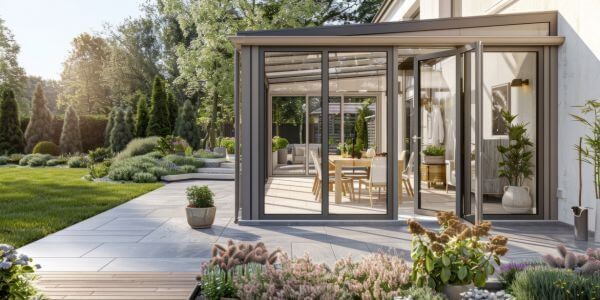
272, 151, 278, 167
595, 202, 600, 243
502, 186, 532, 213
423, 155, 444, 164
186, 206, 216, 229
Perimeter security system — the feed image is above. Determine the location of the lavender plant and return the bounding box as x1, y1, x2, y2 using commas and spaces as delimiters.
542, 244, 600, 275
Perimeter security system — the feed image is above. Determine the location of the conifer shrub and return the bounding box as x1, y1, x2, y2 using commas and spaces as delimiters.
109, 109, 133, 152
174, 100, 200, 149
146, 76, 170, 136
104, 108, 117, 147
0, 89, 25, 154
24, 84, 53, 153
32, 141, 60, 156
59, 106, 83, 154
134, 93, 149, 137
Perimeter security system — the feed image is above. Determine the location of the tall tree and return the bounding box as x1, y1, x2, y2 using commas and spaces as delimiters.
146, 76, 170, 136
174, 100, 200, 149
166, 90, 178, 133
0, 89, 25, 154
0, 18, 26, 107
24, 84, 54, 153
134, 93, 149, 137
109, 108, 131, 152
58, 33, 112, 114
20, 76, 62, 116
124, 106, 135, 140
59, 106, 83, 154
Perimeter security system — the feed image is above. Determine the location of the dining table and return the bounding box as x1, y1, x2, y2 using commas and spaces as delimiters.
328, 155, 405, 204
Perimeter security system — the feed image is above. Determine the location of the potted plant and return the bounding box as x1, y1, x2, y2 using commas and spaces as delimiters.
422, 145, 445, 164
408, 212, 508, 298
185, 185, 216, 228
571, 99, 600, 242
497, 110, 534, 213
571, 137, 589, 241
272, 136, 288, 165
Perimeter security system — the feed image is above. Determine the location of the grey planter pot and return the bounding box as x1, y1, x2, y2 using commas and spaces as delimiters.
277, 149, 288, 164
186, 206, 216, 229
423, 155, 444, 164
443, 284, 473, 300
572, 206, 588, 241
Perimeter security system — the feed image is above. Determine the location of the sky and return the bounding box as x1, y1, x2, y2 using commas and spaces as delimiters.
0, 0, 145, 80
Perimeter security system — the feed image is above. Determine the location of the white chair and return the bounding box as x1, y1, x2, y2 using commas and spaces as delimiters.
402, 152, 415, 198
310, 151, 353, 202
358, 156, 387, 207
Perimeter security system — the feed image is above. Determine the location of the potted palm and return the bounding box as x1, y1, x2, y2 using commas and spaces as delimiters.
572, 137, 589, 241
422, 145, 445, 164
185, 185, 216, 229
571, 99, 600, 242
497, 110, 534, 213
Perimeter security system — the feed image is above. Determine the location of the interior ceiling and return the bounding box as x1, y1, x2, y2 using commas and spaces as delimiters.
264, 52, 414, 85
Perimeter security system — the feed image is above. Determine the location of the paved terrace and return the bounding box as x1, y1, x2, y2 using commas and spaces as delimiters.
20, 180, 598, 271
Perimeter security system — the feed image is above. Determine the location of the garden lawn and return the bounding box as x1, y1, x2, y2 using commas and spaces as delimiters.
0, 167, 162, 247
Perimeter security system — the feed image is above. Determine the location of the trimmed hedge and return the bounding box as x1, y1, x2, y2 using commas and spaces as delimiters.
32, 141, 60, 156
21, 115, 107, 153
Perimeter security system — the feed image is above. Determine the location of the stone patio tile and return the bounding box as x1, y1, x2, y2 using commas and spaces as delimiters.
19, 242, 102, 258
291, 242, 336, 266
83, 242, 212, 258
95, 217, 168, 231
330, 242, 372, 260
53, 230, 153, 236
364, 242, 412, 261
33, 258, 113, 272
100, 258, 206, 272
62, 216, 117, 231
139, 220, 225, 243
41, 234, 144, 243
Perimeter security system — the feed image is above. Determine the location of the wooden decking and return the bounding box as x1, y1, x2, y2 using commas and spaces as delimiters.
35, 272, 198, 300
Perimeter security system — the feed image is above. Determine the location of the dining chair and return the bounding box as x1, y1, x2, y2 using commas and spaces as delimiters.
311, 150, 353, 202
358, 156, 387, 207
402, 152, 415, 198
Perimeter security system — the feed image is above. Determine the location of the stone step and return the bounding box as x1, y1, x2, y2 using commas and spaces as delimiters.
195, 167, 234, 174
220, 162, 235, 169
161, 173, 234, 182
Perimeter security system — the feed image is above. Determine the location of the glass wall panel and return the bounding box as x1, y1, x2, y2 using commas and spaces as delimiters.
481, 52, 537, 215
264, 52, 322, 215
328, 52, 388, 215
418, 56, 457, 212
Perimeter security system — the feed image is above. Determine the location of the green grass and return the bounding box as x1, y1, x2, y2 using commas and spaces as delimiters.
0, 167, 163, 247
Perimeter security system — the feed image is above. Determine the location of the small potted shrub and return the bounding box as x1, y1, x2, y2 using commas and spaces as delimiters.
186, 185, 216, 228
272, 136, 288, 164
497, 110, 534, 213
422, 145, 445, 164
408, 212, 508, 298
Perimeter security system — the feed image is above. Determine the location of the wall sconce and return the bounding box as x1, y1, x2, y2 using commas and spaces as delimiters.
510, 78, 529, 87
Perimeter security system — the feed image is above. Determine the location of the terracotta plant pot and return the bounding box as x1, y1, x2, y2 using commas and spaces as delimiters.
186, 206, 216, 229
502, 186, 532, 213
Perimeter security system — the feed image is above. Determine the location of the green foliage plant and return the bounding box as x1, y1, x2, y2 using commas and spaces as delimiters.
496, 110, 534, 186
24, 84, 54, 153
179, 165, 197, 174
32, 141, 60, 156
194, 149, 223, 159
132, 172, 158, 183
0, 244, 42, 299
423, 145, 445, 156
146, 76, 171, 136
19, 154, 51, 167
0, 89, 25, 154
104, 108, 117, 147
186, 185, 214, 208
200, 265, 236, 300
571, 99, 600, 198
113, 136, 160, 161
59, 106, 83, 154
134, 94, 149, 137
7, 154, 24, 164
355, 101, 373, 151
0, 156, 7, 165
174, 100, 200, 149
109, 108, 133, 152
67, 156, 88, 168
27, 156, 47, 167
88, 162, 110, 179
88, 147, 113, 163
220, 137, 235, 154
407, 212, 508, 291
155, 135, 189, 155
167, 91, 178, 133
510, 267, 600, 300
271, 136, 288, 152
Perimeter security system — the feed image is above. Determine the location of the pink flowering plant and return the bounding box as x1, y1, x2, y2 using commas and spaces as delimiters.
0, 244, 42, 299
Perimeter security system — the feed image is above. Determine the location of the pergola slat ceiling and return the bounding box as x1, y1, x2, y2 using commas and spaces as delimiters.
265, 52, 388, 85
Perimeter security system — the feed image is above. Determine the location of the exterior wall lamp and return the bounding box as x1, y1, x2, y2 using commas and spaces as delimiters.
510, 78, 529, 86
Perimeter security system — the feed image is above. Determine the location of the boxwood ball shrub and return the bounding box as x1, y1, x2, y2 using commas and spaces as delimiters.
67, 156, 88, 168
132, 172, 158, 183
179, 165, 197, 174
32, 141, 60, 156
186, 185, 214, 208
